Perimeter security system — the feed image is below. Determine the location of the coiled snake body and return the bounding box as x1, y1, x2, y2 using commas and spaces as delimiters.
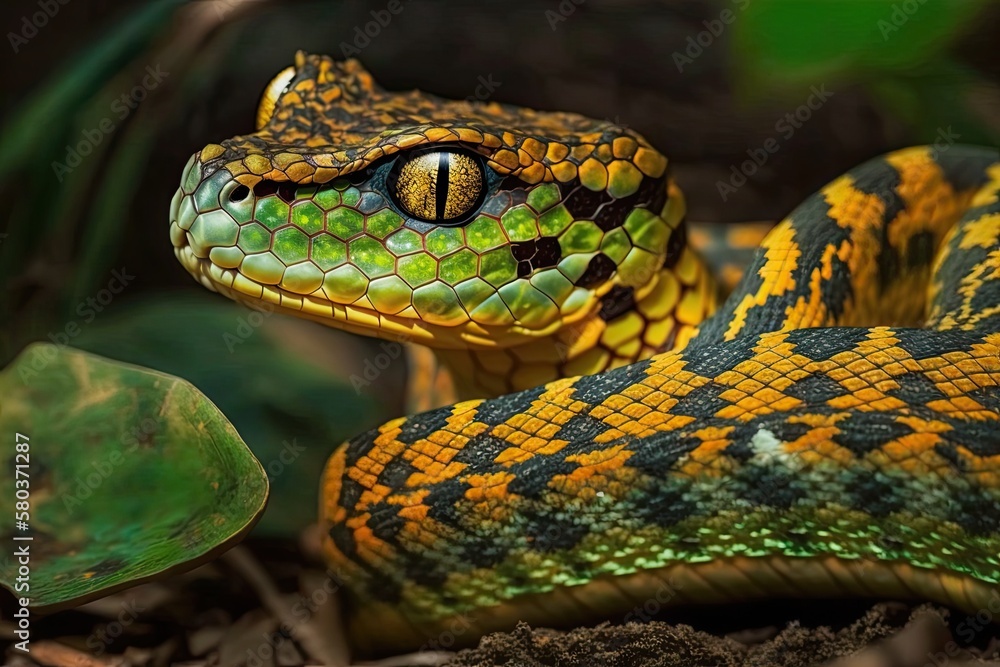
171, 53, 1000, 654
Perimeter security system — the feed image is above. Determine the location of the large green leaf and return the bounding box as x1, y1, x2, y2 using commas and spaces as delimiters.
0, 344, 268, 609
70, 292, 387, 537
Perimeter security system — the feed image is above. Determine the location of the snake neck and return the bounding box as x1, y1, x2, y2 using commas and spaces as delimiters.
433, 239, 716, 399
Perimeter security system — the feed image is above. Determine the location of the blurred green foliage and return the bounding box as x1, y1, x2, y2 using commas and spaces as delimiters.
733, 0, 993, 143
0, 0, 182, 331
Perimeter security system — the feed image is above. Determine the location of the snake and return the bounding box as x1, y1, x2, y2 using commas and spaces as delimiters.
170, 52, 1000, 656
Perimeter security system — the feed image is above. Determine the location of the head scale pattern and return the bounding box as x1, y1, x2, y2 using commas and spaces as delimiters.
171, 52, 684, 349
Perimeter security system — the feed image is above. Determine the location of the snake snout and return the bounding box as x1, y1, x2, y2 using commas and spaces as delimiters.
169, 152, 249, 294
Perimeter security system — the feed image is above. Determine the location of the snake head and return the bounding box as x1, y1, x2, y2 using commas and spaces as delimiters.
170, 52, 685, 349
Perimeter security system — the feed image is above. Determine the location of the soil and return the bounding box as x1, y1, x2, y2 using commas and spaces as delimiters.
446, 606, 999, 667
3, 542, 999, 667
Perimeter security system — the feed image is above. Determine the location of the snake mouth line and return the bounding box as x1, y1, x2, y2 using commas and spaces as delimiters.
173, 242, 600, 349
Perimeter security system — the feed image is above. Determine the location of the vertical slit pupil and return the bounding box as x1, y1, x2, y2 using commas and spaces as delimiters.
435, 152, 450, 220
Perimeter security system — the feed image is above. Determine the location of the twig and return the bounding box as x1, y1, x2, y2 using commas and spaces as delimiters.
822, 610, 955, 667
222, 546, 346, 667
26, 641, 127, 667
351, 652, 457, 666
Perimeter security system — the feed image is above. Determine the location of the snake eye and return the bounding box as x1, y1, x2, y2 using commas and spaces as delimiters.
389, 148, 486, 223
255, 66, 296, 130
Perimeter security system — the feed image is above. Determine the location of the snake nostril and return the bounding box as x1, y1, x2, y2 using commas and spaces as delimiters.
229, 185, 250, 202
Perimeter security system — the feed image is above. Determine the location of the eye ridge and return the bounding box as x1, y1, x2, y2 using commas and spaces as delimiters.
256, 66, 297, 130
388, 147, 487, 226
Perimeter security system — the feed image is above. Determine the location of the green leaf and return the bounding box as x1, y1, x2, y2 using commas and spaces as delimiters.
0, 344, 268, 609
69, 292, 386, 538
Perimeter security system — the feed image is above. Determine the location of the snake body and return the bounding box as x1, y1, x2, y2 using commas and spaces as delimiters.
170, 53, 1000, 654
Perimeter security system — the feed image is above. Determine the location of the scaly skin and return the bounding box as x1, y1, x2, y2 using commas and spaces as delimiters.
171, 53, 1000, 655
171, 53, 712, 401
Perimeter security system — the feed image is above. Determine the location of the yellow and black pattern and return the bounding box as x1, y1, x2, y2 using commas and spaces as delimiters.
172, 53, 713, 399
167, 52, 1000, 657
696, 146, 997, 344
320, 146, 1000, 654
207, 54, 668, 189
688, 220, 775, 296
928, 161, 1000, 333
